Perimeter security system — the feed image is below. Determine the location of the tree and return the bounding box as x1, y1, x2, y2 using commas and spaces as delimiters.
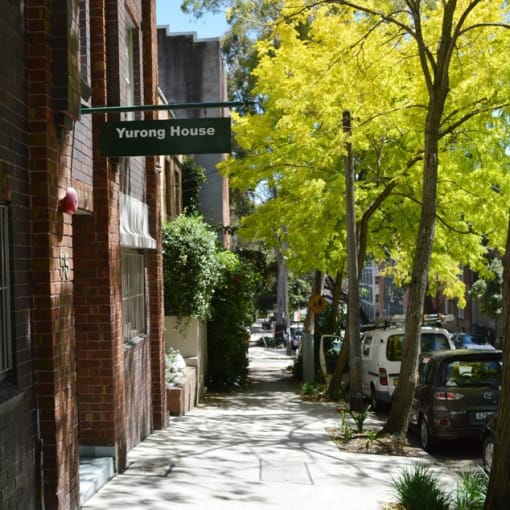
182, 158, 207, 215
220, 0, 510, 429
161, 215, 220, 323
486, 213, 510, 508
207, 250, 259, 390
471, 255, 504, 321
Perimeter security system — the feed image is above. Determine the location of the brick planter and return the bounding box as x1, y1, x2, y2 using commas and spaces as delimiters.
167, 367, 197, 416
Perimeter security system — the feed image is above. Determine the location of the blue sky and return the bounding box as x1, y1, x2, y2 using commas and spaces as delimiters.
156, 2, 229, 39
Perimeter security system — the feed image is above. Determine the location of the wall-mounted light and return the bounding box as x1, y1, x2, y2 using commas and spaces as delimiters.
60, 187, 79, 214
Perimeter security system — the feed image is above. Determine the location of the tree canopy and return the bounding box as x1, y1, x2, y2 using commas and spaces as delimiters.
219, 0, 510, 304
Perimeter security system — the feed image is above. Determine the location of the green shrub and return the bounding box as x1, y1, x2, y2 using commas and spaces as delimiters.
391, 463, 450, 510
452, 469, 488, 510
348, 404, 371, 433
206, 250, 259, 391
301, 382, 327, 399
162, 215, 220, 322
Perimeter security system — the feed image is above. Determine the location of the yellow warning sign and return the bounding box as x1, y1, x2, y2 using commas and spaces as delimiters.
308, 294, 328, 314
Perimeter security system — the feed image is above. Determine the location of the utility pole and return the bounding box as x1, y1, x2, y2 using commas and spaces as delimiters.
302, 271, 325, 383
343, 110, 364, 411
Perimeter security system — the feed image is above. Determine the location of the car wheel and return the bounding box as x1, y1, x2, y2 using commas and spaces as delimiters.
370, 386, 379, 412
482, 434, 495, 471
419, 415, 434, 452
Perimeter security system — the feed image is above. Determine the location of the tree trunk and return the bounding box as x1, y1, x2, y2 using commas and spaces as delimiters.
381, 107, 442, 437
328, 271, 347, 397
274, 246, 289, 345
380, 0, 457, 437
484, 213, 510, 508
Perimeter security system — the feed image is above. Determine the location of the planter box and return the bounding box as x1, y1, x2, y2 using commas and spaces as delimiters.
164, 316, 207, 402
166, 366, 197, 416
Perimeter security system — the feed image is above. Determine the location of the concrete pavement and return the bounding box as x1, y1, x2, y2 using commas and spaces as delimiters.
82, 340, 459, 509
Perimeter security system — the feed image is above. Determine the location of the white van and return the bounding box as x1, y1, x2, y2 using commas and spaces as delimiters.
360, 315, 454, 411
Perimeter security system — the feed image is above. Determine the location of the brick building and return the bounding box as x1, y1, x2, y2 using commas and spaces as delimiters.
0, 1, 167, 509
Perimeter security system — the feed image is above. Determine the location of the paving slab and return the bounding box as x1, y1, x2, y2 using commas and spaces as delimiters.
82, 342, 461, 510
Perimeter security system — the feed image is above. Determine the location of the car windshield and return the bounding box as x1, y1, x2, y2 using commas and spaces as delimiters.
386, 333, 451, 361
463, 334, 490, 346
442, 359, 502, 388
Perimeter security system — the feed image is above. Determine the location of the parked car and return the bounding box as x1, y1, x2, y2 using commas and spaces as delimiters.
481, 414, 497, 470
290, 324, 304, 350
360, 315, 455, 411
409, 349, 502, 451
451, 332, 495, 350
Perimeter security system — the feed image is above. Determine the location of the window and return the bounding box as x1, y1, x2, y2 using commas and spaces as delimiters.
0, 204, 12, 376
386, 334, 404, 361
445, 359, 502, 387
124, 23, 137, 120
122, 250, 146, 343
79, 0, 92, 104
362, 335, 373, 357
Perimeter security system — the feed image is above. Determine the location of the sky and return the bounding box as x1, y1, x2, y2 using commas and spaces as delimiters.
156, 2, 229, 39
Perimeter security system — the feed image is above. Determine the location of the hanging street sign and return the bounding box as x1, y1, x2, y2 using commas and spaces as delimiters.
100, 118, 231, 156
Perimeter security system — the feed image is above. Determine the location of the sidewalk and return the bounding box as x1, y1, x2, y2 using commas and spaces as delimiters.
81, 341, 456, 510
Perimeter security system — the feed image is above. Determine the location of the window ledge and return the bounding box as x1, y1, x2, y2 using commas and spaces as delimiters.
0, 381, 23, 412
125, 334, 148, 347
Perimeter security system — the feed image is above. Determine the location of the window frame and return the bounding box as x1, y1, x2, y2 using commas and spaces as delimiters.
121, 249, 147, 344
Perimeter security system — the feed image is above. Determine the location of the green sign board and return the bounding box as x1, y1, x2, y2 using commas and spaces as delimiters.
100, 118, 231, 156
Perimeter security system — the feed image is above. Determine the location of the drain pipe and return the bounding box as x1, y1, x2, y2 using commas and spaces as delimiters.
36, 409, 46, 510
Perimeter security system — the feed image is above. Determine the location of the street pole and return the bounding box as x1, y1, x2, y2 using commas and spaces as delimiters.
302, 270, 324, 383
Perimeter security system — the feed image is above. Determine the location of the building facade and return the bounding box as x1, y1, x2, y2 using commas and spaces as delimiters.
0, 1, 167, 508
157, 28, 231, 245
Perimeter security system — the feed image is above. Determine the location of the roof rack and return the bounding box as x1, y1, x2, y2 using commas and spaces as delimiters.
362, 313, 454, 331
422, 313, 455, 326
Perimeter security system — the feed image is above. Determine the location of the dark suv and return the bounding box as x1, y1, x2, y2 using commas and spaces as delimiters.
409, 349, 502, 451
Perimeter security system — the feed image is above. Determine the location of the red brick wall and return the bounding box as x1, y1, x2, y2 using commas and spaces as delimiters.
142, 0, 167, 430
75, 0, 165, 471
74, 0, 128, 464
0, 2, 39, 509
124, 339, 152, 449
2, 1, 163, 508
26, 0, 81, 508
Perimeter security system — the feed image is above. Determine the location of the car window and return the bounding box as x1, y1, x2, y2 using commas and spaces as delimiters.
386, 332, 450, 362
386, 334, 404, 361
445, 359, 502, 387
419, 359, 434, 385
420, 333, 450, 352
465, 334, 490, 346
362, 335, 373, 357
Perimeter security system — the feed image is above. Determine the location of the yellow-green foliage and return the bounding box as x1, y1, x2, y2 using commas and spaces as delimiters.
219, 0, 510, 303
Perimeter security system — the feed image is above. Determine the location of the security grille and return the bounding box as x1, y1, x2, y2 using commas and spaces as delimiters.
122, 250, 146, 343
